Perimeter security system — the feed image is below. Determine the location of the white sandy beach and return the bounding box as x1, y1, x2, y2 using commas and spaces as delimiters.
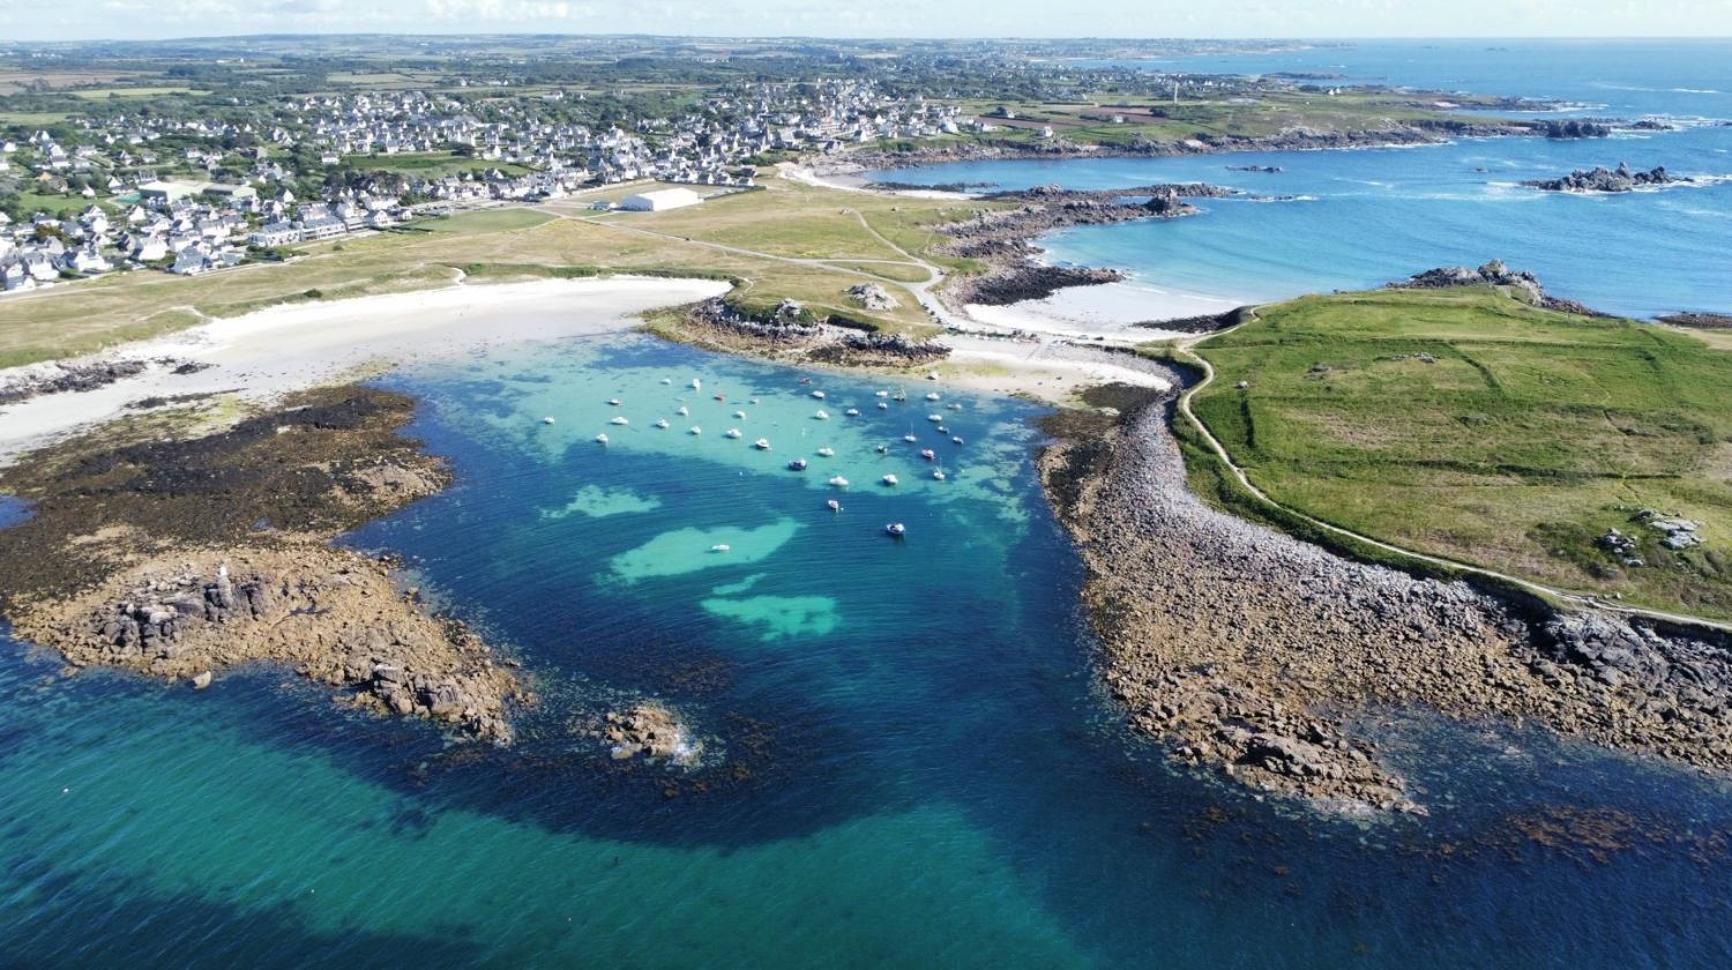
937, 333, 1171, 402
0, 276, 731, 463
781, 163, 975, 200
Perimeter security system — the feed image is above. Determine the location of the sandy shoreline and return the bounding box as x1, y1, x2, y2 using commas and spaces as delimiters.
964, 279, 1247, 342
0, 276, 731, 464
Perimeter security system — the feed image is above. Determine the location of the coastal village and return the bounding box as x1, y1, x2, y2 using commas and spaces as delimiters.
0, 79, 970, 294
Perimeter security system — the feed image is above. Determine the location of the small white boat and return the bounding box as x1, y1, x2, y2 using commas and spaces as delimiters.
689, 426, 702, 435
885, 522, 906, 537
877, 402, 889, 410
845, 408, 860, 417
749, 398, 761, 405
875, 444, 889, 454
595, 433, 610, 444
733, 410, 746, 419
691, 378, 702, 390
660, 378, 673, 385
875, 390, 889, 398
753, 438, 771, 450
814, 410, 829, 420
920, 448, 935, 461
816, 447, 835, 457
932, 469, 946, 481
610, 416, 629, 426
828, 476, 849, 487
903, 434, 917, 443
540, 416, 556, 425
788, 458, 808, 471
925, 392, 941, 401
710, 543, 730, 553
893, 391, 907, 402
725, 428, 743, 439
811, 390, 826, 400
952, 436, 965, 445
881, 474, 899, 486
826, 499, 841, 512
936, 425, 948, 434
927, 414, 943, 423
608, 398, 622, 406
655, 419, 670, 429
949, 403, 963, 411
677, 405, 689, 416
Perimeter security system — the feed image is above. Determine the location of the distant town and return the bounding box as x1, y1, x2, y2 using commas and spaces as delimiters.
0, 35, 1399, 295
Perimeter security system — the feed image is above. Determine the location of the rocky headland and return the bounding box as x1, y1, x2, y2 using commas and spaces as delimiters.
1039, 366, 1732, 814
1522, 162, 1693, 193
0, 385, 525, 741
1396, 260, 1608, 316
668, 296, 950, 368
935, 184, 1232, 307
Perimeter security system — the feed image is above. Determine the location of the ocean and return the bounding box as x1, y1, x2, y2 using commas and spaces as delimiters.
877, 40, 1732, 320
5, 41, 1732, 968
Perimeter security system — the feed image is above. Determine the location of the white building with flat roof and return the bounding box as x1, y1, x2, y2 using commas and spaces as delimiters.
618, 187, 703, 212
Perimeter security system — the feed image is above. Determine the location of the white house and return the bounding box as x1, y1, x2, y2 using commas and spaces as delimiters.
618, 187, 704, 212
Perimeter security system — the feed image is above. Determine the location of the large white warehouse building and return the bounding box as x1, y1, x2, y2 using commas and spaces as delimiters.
618, 187, 705, 212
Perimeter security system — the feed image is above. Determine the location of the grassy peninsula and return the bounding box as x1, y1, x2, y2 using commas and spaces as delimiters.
1184, 285, 1732, 620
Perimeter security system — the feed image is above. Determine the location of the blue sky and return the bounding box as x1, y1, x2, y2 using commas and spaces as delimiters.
6, 0, 1732, 42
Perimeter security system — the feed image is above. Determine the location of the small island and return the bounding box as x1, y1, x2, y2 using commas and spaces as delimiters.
1523, 162, 1692, 193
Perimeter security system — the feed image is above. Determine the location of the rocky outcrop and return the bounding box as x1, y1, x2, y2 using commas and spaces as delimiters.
591, 702, 702, 765
37, 548, 518, 741
848, 282, 900, 311
1038, 361, 1732, 813
0, 358, 207, 408
959, 266, 1123, 306
0, 385, 524, 742
1658, 312, 1732, 330
1396, 260, 1607, 316
938, 184, 1228, 307
1523, 162, 1691, 193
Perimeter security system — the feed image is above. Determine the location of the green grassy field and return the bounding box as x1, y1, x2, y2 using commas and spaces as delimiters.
937, 90, 1498, 149
0, 174, 993, 367
1186, 286, 1732, 619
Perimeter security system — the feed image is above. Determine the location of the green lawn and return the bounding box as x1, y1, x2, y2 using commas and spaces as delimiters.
1186, 286, 1732, 619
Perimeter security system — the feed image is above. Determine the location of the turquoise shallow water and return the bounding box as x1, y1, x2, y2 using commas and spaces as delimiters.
875, 40, 1732, 319
5, 334, 1732, 966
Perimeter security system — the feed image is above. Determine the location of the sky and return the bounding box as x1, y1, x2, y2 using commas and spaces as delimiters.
5, 0, 1732, 42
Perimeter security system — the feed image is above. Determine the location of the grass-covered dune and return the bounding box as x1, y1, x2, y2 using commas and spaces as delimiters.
1187, 285, 1732, 620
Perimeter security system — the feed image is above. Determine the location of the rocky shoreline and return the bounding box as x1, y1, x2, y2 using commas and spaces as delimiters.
934, 184, 1233, 308
0, 357, 210, 408
843, 116, 1633, 174
1039, 365, 1732, 814
0, 385, 526, 741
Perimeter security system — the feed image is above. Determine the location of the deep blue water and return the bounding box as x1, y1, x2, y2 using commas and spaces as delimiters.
883, 40, 1732, 319
3, 335, 1732, 967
